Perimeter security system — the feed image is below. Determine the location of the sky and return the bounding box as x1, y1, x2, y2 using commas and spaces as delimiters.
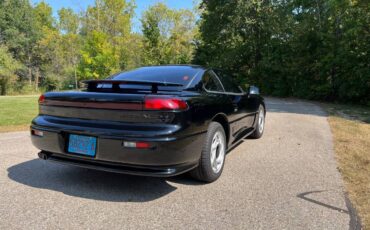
31, 0, 195, 32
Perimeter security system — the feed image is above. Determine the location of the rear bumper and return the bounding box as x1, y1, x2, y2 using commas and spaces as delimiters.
30, 116, 206, 177
38, 151, 197, 177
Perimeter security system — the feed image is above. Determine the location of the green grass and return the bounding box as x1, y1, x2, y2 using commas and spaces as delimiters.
0, 95, 39, 132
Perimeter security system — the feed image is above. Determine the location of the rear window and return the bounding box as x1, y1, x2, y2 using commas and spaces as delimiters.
112, 66, 202, 89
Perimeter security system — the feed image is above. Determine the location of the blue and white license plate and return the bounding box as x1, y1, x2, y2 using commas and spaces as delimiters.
68, 134, 97, 157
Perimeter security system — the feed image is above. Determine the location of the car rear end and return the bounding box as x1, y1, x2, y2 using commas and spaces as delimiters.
31, 66, 206, 176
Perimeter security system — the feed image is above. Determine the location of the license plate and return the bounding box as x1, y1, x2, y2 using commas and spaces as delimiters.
68, 134, 97, 157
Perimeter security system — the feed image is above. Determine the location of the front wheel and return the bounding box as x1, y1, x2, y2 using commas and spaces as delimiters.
250, 105, 265, 139
190, 122, 226, 183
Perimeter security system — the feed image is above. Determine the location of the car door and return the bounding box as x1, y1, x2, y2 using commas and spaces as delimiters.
200, 70, 236, 136
212, 69, 255, 135
203, 69, 245, 138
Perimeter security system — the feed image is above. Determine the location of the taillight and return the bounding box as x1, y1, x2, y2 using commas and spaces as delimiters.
123, 141, 150, 149
144, 97, 188, 110
38, 94, 45, 104
31, 129, 44, 137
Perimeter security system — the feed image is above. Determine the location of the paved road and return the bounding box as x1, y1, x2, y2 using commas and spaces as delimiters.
0, 98, 353, 229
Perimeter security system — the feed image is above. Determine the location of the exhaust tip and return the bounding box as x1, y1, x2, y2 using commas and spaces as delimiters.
38, 152, 49, 160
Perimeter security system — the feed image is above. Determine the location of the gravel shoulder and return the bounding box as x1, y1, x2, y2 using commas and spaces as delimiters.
0, 98, 352, 229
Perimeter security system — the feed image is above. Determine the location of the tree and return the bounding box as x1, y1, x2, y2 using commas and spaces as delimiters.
78, 30, 119, 79
119, 33, 144, 70
83, 0, 135, 37
141, 3, 197, 65
58, 8, 79, 34
33, 1, 56, 90
195, 0, 370, 104
195, 1, 272, 70
34, 1, 54, 30
0, 0, 41, 86
79, 0, 135, 77
34, 6, 82, 90
0, 45, 23, 95
57, 8, 81, 88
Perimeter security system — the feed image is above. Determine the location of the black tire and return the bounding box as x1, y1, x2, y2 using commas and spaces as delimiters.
190, 122, 226, 183
250, 105, 265, 139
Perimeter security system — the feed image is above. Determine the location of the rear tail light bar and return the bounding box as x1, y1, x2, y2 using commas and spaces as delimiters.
38, 94, 188, 111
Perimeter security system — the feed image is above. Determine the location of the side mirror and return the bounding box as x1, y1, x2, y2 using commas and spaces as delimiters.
249, 86, 260, 95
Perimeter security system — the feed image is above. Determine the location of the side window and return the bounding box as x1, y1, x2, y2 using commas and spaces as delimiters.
202, 71, 224, 92
213, 70, 242, 93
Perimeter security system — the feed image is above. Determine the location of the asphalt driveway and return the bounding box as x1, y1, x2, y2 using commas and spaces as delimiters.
0, 98, 354, 229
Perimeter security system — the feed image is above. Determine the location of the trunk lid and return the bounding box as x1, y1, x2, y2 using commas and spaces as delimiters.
38, 80, 188, 124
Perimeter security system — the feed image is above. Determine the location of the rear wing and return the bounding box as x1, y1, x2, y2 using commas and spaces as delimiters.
83, 80, 183, 93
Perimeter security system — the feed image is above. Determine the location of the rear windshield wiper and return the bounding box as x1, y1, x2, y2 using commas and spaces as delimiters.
83, 80, 183, 93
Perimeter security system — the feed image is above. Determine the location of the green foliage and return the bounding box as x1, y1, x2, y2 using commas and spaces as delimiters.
0, 45, 23, 95
119, 33, 144, 70
141, 3, 197, 65
6, 82, 43, 95
196, 0, 370, 104
78, 30, 119, 79
78, 0, 136, 78
57, 8, 79, 34
42, 74, 61, 91
34, 1, 54, 30
0, 0, 40, 58
0, 0, 198, 93
0, 0, 41, 86
83, 0, 134, 37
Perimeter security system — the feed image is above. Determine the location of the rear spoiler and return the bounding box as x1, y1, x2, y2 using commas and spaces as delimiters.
82, 80, 183, 93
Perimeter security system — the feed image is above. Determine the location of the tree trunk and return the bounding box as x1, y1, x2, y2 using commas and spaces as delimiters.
35, 68, 40, 91
0, 77, 6, 95
28, 67, 32, 86
28, 55, 32, 85
74, 66, 78, 89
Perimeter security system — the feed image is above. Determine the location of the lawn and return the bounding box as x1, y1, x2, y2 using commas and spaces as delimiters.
0, 95, 39, 132
323, 103, 370, 229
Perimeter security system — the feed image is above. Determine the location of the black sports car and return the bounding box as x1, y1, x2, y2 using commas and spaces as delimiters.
31, 65, 265, 182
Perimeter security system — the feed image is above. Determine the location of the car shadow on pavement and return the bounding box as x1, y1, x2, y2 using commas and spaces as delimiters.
7, 159, 180, 202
